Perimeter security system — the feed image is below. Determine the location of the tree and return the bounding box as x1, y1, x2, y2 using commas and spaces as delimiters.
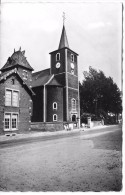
80, 66, 122, 122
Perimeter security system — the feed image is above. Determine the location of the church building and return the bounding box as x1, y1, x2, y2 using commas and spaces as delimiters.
31, 23, 80, 131
0, 20, 80, 134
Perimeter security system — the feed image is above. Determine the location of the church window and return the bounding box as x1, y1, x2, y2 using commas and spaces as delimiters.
71, 54, 74, 62
71, 70, 74, 75
23, 70, 28, 80
56, 53, 60, 61
53, 114, 57, 121
53, 102, 57, 110
72, 98, 76, 111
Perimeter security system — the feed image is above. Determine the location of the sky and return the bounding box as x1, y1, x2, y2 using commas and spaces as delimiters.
0, 1, 123, 90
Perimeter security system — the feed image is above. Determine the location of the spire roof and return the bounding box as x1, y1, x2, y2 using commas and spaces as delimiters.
58, 25, 69, 49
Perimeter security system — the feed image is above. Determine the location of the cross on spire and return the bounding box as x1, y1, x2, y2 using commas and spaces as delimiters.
63, 12, 66, 24
58, 13, 69, 49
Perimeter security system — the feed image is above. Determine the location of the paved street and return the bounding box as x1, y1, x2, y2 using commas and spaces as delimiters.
0, 125, 122, 191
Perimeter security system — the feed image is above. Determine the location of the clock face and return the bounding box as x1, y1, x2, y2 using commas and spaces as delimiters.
56, 62, 61, 69
71, 63, 74, 70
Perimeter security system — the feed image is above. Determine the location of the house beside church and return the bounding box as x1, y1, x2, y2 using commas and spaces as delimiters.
0, 49, 35, 134
0, 22, 80, 134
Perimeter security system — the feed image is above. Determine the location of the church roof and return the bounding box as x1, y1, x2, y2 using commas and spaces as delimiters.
58, 25, 69, 49
46, 77, 62, 86
32, 69, 51, 87
1, 48, 34, 71
49, 24, 78, 55
32, 68, 62, 87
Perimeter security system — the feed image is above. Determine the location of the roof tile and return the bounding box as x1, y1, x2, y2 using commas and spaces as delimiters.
1, 49, 34, 71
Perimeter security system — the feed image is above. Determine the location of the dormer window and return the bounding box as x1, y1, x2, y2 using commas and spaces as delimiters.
71, 54, 74, 62
56, 53, 60, 61
23, 70, 28, 80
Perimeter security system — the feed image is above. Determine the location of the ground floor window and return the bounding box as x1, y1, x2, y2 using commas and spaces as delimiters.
5, 114, 11, 130
53, 114, 57, 121
4, 113, 18, 131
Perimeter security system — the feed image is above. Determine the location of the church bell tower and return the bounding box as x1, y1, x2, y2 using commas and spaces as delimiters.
49, 15, 80, 126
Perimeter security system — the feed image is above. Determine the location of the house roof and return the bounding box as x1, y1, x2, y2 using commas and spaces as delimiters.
1, 48, 34, 71
32, 68, 62, 87
0, 68, 35, 96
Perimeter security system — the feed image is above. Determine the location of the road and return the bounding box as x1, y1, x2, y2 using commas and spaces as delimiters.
0, 125, 122, 191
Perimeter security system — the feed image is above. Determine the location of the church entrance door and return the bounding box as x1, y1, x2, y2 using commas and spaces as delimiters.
72, 114, 76, 122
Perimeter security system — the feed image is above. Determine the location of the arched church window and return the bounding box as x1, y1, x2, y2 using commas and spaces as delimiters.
71, 70, 74, 75
71, 54, 74, 62
53, 114, 57, 121
53, 102, 57, 110
72, 98, 76, 111
56, 53, 60, 61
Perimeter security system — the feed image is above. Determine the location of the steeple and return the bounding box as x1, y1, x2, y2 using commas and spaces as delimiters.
58, 12, 69, 49
58, 25, 69, 49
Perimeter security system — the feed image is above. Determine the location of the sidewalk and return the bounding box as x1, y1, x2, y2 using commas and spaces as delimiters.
0, 125, 108, 143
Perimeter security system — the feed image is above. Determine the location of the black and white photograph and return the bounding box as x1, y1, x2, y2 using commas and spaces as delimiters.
0, 0, 123, 192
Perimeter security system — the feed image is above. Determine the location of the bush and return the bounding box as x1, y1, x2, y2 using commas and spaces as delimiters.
104, 115, 117, 125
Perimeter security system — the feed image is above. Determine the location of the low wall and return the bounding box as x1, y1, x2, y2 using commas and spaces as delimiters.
31, 122, 64, 132
81, 120, 104, 128
31, 121, 79, 131
90, 120, 104, 128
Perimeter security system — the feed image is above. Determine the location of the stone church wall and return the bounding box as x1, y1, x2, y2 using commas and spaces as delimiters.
50, 49, 66, 75
68, 73, 78, 89
46, 86, 63, 122
32, 86, 44, 122
68, 88, 79, 120
67, 50, 78, 76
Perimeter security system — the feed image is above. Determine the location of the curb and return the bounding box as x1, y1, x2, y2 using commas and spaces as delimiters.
0, 128, 82, 143
0, 125, 117, 143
